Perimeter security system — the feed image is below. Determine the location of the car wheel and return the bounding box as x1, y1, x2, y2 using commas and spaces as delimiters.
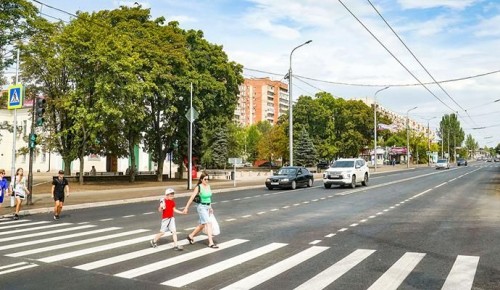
307, 179, 313, 187
291, 181, 297, 190
324, 183, 331, 189
266, 186, 273, 190
350, 175, 356, 188
362, 173, 368, 186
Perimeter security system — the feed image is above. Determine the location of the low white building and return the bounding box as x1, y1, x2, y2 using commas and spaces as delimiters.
0, 107, 178, 176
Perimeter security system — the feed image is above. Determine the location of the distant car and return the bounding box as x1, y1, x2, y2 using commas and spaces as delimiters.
316, 160, 330, 170
258, 161, 278, 168
494, 157, 500, 162
457, 158, 467, 166
322, 158, 369, 189
265, 166, 314, 190
435, 159, 450, 169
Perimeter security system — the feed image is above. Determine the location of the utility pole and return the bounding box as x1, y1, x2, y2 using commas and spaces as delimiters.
10, 48, 20, 207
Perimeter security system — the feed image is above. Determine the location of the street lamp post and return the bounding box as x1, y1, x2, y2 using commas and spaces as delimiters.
406, 106, 418, 168
288, 40, 312, 166
423, 116, 437, 166
373, 86, 389, 172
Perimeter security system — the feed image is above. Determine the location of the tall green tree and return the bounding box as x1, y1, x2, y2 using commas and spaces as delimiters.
464, 134, 477, 159
438, 113, 464, 162
257, 123, 287, 164
294, 127, 317, 166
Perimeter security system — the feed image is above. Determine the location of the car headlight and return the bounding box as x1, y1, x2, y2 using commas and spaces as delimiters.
345, 173, 351, 178
266, 178, 270, 182
281, 178, 289, 182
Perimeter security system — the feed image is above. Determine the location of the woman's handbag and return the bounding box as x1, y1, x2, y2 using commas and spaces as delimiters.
193, 184, 201, 203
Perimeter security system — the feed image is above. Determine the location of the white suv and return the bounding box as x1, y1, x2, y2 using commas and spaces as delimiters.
323, 158, 369, 189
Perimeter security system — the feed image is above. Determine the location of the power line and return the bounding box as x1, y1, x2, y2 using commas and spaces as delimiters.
337, 0, 457, 113
243, 67, 500, 88
366, 0, 474, 125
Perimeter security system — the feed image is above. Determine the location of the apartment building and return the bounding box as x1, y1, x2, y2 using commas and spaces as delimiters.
235, 78, 289, 126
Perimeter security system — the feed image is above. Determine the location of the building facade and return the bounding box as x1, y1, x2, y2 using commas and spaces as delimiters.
234, 78, 289, 126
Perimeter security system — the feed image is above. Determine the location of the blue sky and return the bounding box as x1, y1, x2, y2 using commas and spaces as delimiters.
27, 0, 500, 148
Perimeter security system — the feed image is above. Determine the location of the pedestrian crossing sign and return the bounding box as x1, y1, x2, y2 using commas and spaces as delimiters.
7, 84, 24, 110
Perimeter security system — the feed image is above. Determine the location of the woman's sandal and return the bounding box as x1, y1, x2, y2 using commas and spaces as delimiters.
208, 244, 219, 249
187, 235, 194, 244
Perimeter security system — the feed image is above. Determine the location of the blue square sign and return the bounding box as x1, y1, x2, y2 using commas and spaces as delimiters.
8, 84, 23, 110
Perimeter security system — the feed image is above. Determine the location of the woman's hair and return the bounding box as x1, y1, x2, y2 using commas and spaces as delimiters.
0, 169, 5, 174
196, 172, 209, 186
16, 168, 23, 176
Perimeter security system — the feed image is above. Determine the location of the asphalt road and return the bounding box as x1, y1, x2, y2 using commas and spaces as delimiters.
1, 163, 499, 290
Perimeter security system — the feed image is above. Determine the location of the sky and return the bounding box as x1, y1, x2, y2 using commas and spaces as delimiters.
25, 0, 500, 149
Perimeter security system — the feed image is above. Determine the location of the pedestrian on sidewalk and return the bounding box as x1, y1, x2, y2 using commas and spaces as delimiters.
51, 170, 70, 220
11, 168, 30, 220
151, 188, 184, 250
0, 169, 10, 209
183, 173, 218, 249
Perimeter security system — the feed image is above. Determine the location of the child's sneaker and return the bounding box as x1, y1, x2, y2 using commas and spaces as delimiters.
150, 240, 157, 248
13, 214, 19, 220
174, 245, 183, 251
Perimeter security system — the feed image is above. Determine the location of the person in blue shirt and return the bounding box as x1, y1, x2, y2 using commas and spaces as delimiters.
0, 169, 10, 209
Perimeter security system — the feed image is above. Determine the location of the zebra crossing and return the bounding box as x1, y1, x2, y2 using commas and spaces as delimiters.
0, 219, 480, 289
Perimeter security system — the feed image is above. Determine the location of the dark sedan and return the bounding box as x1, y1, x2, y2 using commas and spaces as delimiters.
457, 158, 468, 166
265, 166, 314, 190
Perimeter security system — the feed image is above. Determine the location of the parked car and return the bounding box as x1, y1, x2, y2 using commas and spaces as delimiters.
322, 158, 369, 189
435, 159, 450, 169
457, 158, 467, 166
265, 166, 314, 190
317, 160, 330, 170
258, 161, 278, 168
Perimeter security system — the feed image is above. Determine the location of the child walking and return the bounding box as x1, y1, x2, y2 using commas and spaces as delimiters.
151, 188, 184, 250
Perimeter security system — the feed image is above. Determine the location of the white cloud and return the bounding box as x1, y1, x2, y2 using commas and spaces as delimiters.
475, 15, 500, 37
397, 0, 478, 10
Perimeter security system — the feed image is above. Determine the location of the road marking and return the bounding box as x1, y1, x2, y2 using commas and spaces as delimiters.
0, 227, 120, 251
312, 199, 319, 202
221, 246, 328, 290
383, 209, 389, 212
115, 239, 248, 279
225, 218, 236, 222
369, 215, 376, 219
37, 231, 152, 263
77, 222, 90, 224
122, 215, 135, 218
8, 228, 146, 257
142, 212, 155, 215
0, 224, 95, 243
0, 220, 47, 231
184, 227, 196, 231
309, 240, 322, 245
368, 252, 425, 290
270, 208, 279, 212
376, 212, 384, 215
293, 203, 300, 206
350, 223, 358, 227
242, 215, 252, 218
0, 262, 27, 270
99, 218, 114, 221
0, 222, 67, 235
0, 219, 30, 225
295, 249, 375, 290
161, 242, 287, 287
0, 262, 38, 275
434, 182, 447, 188
257, 211, 266, 215
442, 255, 480, 290
360, 219, 367, 223
338, 228, 348, 232
75, 236, 208, 271
325, 233, 336, 237
233, 198, 241, 201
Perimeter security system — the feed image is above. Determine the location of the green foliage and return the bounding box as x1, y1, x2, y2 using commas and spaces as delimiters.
257, 123, 287, 163
464, 134, 478, 158
438, 113, 465, 161
294, 128, 317, 166
211, 128, 229, 168
245, 124, 262, 163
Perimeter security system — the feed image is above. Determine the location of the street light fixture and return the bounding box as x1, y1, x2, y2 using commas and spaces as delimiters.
406, 106, 418, 168
288, 40, 312, 166
373, 86, 389, 172
423, 116, 437, 166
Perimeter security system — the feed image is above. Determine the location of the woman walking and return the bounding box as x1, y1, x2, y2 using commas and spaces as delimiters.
183, 173, 218, 248
11, 168, 30, 220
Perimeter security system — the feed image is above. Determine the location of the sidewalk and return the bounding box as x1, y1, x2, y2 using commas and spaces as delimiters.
0, 165, 415, 218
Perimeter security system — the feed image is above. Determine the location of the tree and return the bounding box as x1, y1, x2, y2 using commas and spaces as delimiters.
257, 123, 287, 164
0, 0, 38, 73
211, 128, 229, 168
464, 134, 477, 159
438, 113, 464, 162
294, 128, 317, 166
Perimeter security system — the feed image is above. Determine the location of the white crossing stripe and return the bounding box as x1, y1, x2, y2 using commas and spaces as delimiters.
0, 225, 96, 243
0, 227, 120, 251
295, 249, 375, 290
0, 222, 68, 235
441, 255, 480, 290
36, 230, 152, 263
161, 242, 287, 287
221, 246, 328, 290
0, 262, 27, 270
74, 235, 208, 271
0, 219, 30, 225
0, 220, 44, 231
0, 262, 38, 275
7, 228, 135, 257
368, 252, 425, 290
115, 239, 249, 279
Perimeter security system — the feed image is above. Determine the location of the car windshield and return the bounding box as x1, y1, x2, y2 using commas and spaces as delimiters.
437, 159, 447, 163
277, 168, 297, 175
331, 161, 355, 168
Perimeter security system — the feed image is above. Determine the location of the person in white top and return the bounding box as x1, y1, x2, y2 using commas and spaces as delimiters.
11, 168, 30, 220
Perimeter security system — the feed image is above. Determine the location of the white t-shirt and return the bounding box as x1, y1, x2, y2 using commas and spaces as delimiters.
13, 176, 27, 196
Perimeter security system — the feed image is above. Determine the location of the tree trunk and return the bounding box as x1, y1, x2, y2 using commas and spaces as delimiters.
128, 141, 136, 183
157, 161, 164, 182
63, 158, 72, 175
78, 154, 85, 185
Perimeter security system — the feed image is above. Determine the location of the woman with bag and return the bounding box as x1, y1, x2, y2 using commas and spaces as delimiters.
183, 172, 219, 248
11, 168, 30, 220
